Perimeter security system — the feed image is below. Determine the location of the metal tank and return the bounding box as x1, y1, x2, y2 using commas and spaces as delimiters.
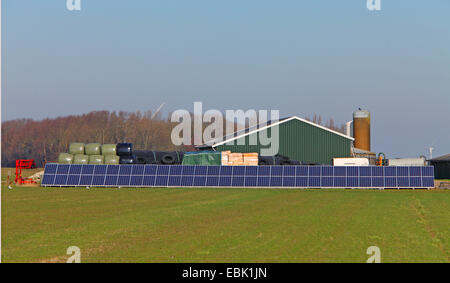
353, 109, 371, 151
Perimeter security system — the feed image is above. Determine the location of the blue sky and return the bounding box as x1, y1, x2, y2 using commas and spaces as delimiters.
2, 0, 450, 158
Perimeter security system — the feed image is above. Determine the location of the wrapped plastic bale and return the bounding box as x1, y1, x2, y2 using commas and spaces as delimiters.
182, 151, 221, 165
89, 155, 104, 165
104, 155, 120, 165
134, 150, 184, 164
116, 143, 132, 156
119, 155, 137, 164
69, 143, 85, 155
73, 154, 89, 164
58, 153, 73, 164
85, 143, 101, 155
101, 144, 117, 156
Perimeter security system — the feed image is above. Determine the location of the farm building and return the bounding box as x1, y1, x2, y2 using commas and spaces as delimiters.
198, 116, 354, 165
429, 154, 450, 179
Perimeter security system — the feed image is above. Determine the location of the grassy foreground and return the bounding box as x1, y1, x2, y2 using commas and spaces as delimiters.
2, 186, 449, 263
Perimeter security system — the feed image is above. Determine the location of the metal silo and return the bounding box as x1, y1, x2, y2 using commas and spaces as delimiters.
353, 109, 370, 151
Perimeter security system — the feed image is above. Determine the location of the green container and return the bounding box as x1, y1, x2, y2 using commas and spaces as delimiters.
85, 143, 101, 155
104, 155, 119, 165
58, 153, 73, 164
101, 144, 117, 156
73, 154, 89, 164
89, 155, 104, 165
69, 143, 85, 155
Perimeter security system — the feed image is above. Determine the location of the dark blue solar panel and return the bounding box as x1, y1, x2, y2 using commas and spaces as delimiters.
144, 165, 157, 175
220, 166, 233, 176
193, 176, 207, 186
397, 177, 409, 187
422, 177, 434, 187
106, 165, 119, 175
206, 176, 219, 187
67, 175, 80, 186
105, 175, 118, 186
155, 176, 168, 186
347, 177, 359, 187
219, 176, 232, 186
56, 164, 70, 174
45, 164, 58, 174
257, 176, 270, 187
169, 165, 182, 175
168, 176, 181, 187
384, 167, 396, 177
334, 167, 346, 177
94, 165, 107, 175
258, 166, 271, 176
409, 167, 421, 177
296, 177, 308, 187
360, 167, 371, 177
207, 166, 220, 176
371, 167, 383, 177
347, 167, 359, 177
143, 175, 155, 186
270, 177, 282, 187
157, 166, 170, 175
283, 166, 296, 176
271, 166, 283, 176
132, 165, 145, 175
232, 166, 245, 176
372, 177, 384, 187
69, 165, 82, 175
321, 177, 333, 187
360, 177, 371, 187
130, 175, 143, 186
397, 167, 409, 177
194, 166, 208, 175
422, 167, 434, 177
245, 166, 258, 176
232, 176, 245, 187
182, 166, 195, 175
410, 177, 422, 187
334, 177, 346, 187
119, 165, 132, 175
81, 165, 95, 175
296, 166, 308, 176
282, 177, 295, 187
308, 177, 321, 187
54, 175, 68, 185
245, 176, 257, 187
79, 175, 93, 186
41, 174, 55, 185
385, 177, 397, 187
322, 166, 333, 177
309, 167, 321, 177
181, 176, 194, 186
92, 175, 105, 186
118, 175, 131, 186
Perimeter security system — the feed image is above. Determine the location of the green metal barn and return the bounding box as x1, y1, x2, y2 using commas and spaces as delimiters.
199, 116, 354, 165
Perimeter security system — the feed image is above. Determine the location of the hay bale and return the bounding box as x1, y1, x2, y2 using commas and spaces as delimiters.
69, 143, 85, 155
73, 154, 89, 164
85, 143, 101, 155
58, 153, 73, 164
101, 144, 117, 156
104, 155, 119, 165
89, 155, 104, 165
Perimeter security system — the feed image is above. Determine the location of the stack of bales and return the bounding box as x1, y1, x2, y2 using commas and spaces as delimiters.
221, 151, 259, 166
58, 143, 119, 165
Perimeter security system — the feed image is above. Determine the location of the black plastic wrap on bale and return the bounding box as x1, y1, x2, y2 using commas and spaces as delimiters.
259, 154, 302, 165
116, 143, 132, 156
134, 150, 184, 165
119, 155, 137, 164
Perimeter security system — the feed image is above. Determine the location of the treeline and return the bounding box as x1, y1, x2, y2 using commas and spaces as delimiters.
1, 110, 345, 168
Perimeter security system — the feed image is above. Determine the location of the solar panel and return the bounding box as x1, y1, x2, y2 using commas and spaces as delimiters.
41, 164, 435, 189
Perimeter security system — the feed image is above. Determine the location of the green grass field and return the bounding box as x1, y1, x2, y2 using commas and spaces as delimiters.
2, 184, 449, 263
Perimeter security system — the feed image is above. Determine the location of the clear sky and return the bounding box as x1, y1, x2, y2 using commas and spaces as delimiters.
2, 0, 449, 158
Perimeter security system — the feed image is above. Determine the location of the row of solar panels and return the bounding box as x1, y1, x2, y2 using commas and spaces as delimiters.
41, 164, 435, 188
